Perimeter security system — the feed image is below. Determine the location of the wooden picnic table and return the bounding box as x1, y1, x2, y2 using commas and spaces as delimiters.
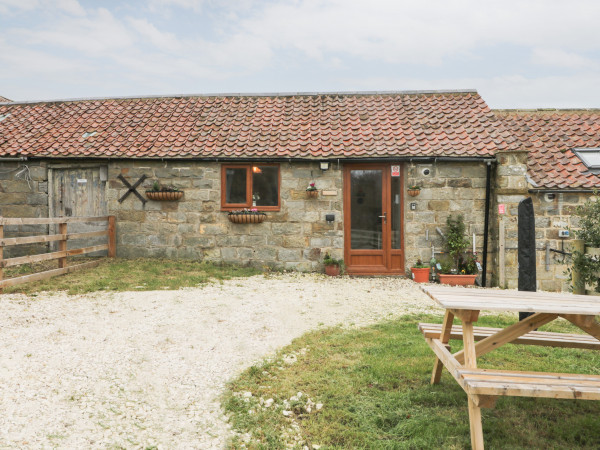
418, 285, 600, 450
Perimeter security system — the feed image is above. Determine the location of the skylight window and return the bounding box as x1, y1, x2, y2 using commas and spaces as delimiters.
573, 148, 600, 169
82, 131, 97, 138
0, 113, 10, 122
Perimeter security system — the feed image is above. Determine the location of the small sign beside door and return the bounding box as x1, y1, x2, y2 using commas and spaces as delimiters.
391, 165, 400, 177
77, 179, 87, 184
498, 204, 506, 214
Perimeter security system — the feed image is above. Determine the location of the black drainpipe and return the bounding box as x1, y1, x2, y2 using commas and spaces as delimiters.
482, 161, 492, 287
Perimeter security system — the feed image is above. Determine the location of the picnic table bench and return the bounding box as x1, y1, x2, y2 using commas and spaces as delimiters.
419, 285, 600, 449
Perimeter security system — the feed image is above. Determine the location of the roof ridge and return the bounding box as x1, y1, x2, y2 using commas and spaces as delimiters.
494, 108, 600, 114
0, 89, 478, 106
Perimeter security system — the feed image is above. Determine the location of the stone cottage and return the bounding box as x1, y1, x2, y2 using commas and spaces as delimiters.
494, 109, 600, 291
1, 90, 599, 290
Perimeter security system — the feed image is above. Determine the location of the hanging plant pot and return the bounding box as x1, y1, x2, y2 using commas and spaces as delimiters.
407, 189, 421, 197
306, 190, 319, 199
146, 191, 184, 201
228, 213, 266, 224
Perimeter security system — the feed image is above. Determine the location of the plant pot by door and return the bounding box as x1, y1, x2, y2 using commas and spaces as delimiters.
306, 190, 319, 199
411, 267, 430, 283
325, 264, 341, 276
438, 274, 477, 286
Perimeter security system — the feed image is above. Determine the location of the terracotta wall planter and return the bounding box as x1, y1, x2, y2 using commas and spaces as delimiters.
146, 191, 183, 201
407, 189, 421, 197
306, 190, 319, 198
228, 213, 266, 224
438, 274, 477, 286
411, 267, 430, 283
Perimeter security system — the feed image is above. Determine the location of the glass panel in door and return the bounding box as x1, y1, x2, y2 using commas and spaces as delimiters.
350, 169, 383, 249
391, 175, 402, 249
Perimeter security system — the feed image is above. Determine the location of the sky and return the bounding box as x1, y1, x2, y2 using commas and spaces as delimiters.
1, 0, 600, 109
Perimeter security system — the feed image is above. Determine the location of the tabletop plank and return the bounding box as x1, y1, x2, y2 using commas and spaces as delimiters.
420, 285, 600, 315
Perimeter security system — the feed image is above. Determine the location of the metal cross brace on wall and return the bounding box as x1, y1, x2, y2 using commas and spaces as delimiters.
118, 174, 147, 204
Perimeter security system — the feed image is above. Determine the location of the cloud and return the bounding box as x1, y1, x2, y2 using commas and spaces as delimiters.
128, 18, 182, 52
2, 0, 600, 106
238, 0, 600, 65
15, 8, 135, 54
0, 0, 39, 13
148, 0, 205, 13
0, 0, 84, 15
531, 48, 599, 70
55, 0, 85, 16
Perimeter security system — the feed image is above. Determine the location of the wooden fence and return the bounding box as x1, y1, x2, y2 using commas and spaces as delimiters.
0, 216, 116, 290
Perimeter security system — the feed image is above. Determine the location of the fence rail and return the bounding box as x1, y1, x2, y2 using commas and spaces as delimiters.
0, 216, 115, 290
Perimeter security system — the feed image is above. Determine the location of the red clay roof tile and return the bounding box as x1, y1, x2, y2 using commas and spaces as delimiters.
0, 91, 516, 160
496, 109, 600, 190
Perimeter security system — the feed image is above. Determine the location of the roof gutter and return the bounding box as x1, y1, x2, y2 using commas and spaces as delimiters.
528, 189, 598, 194
0, 157, 28, 161
17, 155, 496, 163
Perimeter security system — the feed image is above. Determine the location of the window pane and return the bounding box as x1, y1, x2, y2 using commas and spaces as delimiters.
350, 170, 382, 249
391, 176, 402, 249
252, 166, 278, 206
225, 168, 247, 204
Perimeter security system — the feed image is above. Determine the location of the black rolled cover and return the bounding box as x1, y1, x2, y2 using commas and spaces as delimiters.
518, 197, 536, 320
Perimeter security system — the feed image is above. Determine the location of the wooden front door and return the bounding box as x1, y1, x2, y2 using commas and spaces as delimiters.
50, 166, 108, 251
343, 164, 404, 275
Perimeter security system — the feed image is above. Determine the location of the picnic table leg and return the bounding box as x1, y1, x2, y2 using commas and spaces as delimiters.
562, 314, 600, 341
431, 310, 454, 384
462, 317, 484, 449
468, 396, 485, 450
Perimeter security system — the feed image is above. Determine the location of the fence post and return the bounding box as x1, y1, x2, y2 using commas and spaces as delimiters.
58, 222, 67, 269
571, 239, 585, 295
108, 216, 116, 258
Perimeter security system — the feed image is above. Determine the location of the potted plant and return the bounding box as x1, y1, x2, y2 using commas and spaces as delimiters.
306, 182, 318, 198
411, 259, 430, 283
438, 215, 478, 286
227, 208, 267, 224
568, 195, 600, 294
146, 181, 184, 201
407, 185, 421, 197
323, 252, 344, 276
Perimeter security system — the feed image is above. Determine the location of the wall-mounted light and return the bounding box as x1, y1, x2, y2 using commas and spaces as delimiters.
320, 161, 330, 171
252, 166, 262, 174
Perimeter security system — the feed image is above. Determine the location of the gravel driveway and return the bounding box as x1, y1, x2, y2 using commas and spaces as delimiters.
0, 273, 439, 449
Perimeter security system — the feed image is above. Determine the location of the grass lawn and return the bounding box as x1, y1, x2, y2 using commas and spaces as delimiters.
224, 315, 600, 449
3, 258, 262, 295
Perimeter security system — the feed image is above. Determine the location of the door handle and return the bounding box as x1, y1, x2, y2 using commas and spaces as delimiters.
378, 212, 387, 223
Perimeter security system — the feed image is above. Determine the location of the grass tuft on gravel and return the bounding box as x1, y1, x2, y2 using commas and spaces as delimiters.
224, 315, 600, 449
3, 258, 263, 295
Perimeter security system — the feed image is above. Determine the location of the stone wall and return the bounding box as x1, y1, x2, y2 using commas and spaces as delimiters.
495, 191, 592, 292
110, 160, 343, 270
530, 192, 592, 292
0, 160, 49, 257
492, 150, 591, 292
404, 161, 489, 276
0, 155, 591, 290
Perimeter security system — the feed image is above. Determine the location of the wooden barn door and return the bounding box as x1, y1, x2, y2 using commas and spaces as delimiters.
343, 163, 404, 275
50, 166, 108, 251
